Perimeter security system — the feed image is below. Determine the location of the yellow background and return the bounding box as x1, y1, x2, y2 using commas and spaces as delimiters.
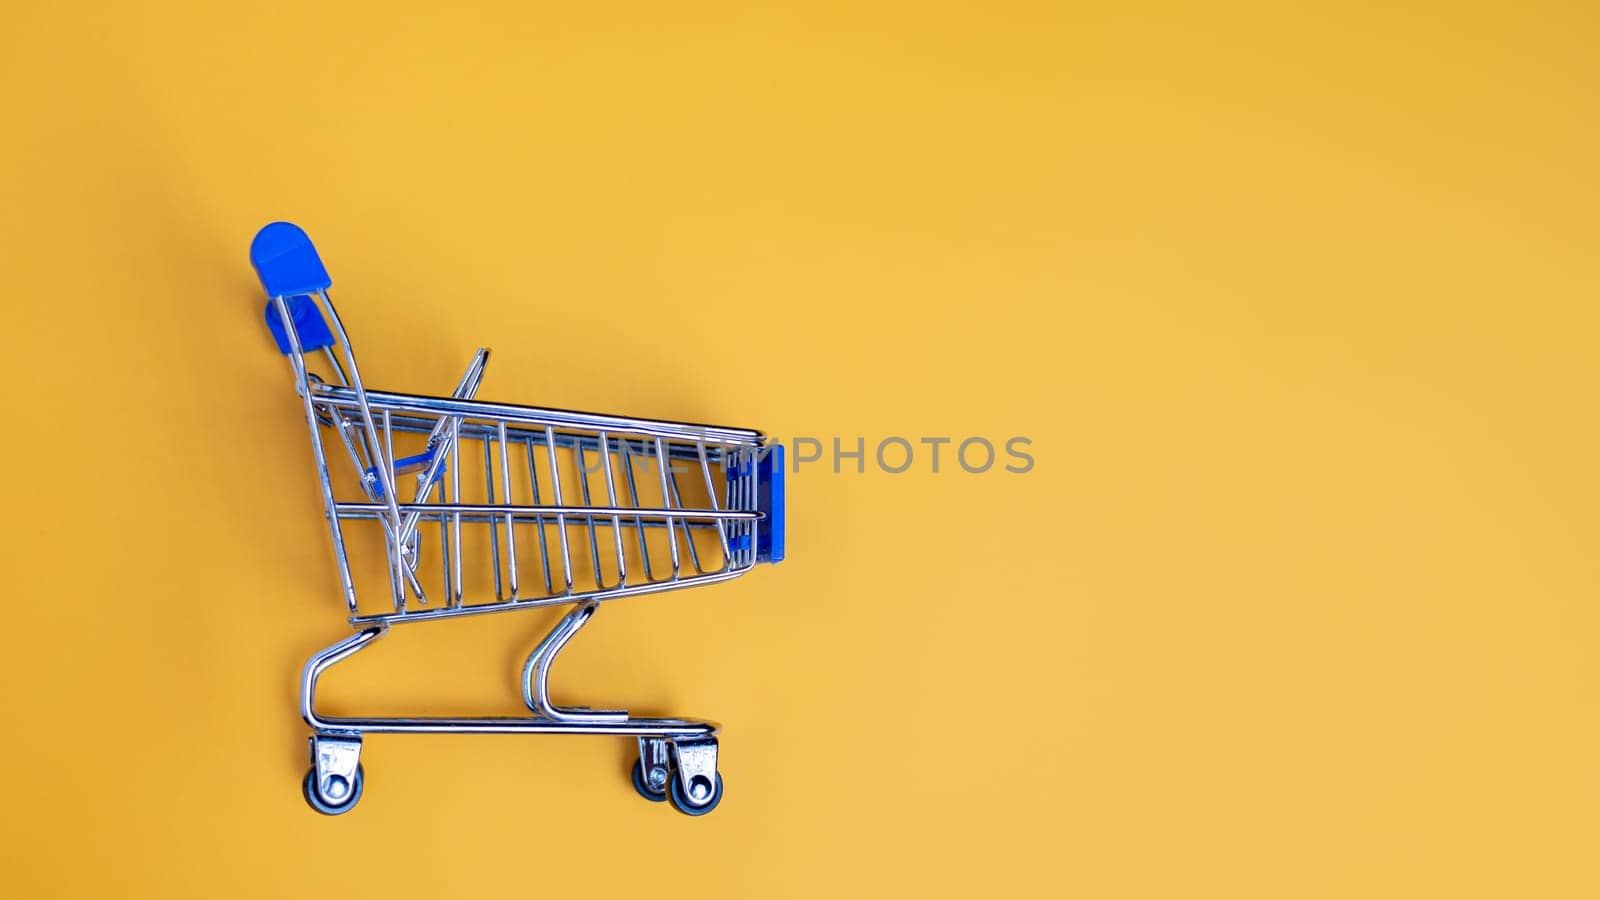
2, 2, 1596, 897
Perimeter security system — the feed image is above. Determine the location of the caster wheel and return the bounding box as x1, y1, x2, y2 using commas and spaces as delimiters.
303, 764, 364, 816
668, 771, 723, 816
631, 760, 668, 803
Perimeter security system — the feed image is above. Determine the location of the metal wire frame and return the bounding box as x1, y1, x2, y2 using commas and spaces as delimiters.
273, 289, 769, 627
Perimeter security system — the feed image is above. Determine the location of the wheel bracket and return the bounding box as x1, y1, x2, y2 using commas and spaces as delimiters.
671, 737, 720, 807
310, 732, 364, 807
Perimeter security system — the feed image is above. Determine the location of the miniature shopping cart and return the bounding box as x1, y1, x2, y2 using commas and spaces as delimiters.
252, 222, 785, 816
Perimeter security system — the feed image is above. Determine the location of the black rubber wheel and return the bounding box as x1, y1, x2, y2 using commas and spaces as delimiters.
303, 764, 364, 816
667, 771, 723, 816
631, 759, 668, 803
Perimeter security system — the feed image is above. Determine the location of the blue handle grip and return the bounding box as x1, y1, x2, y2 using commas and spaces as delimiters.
253, 222, 337, 354
250, 222, 332, 299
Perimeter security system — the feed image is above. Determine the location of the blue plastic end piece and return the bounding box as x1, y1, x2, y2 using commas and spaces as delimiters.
757, 444, 785, 564
250, 222, 332, 299
727, 444, 786, 564
264, 296, 337, 354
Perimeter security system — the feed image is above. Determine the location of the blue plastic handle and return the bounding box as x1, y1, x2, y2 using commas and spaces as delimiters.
253, 222, 338, 354
250, 222, 332, 299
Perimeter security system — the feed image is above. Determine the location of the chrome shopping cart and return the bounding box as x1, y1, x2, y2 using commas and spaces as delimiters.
252, 222, 785, 816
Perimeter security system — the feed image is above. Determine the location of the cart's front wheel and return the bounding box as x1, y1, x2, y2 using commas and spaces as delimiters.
631, 759, 668, 803
303, 764, 365, 816
668, 771, 723, 816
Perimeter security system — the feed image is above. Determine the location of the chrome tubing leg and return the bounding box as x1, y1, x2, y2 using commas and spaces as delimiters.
521, 601, 628, 724
301, 627, 388, 733
295, 618, 722, 816
301, 628, 386, 815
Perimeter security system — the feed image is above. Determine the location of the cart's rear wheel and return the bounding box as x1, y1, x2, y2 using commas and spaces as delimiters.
667, 770, 723, 816
303, 764, 364, 816
631, 759, 668, 802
